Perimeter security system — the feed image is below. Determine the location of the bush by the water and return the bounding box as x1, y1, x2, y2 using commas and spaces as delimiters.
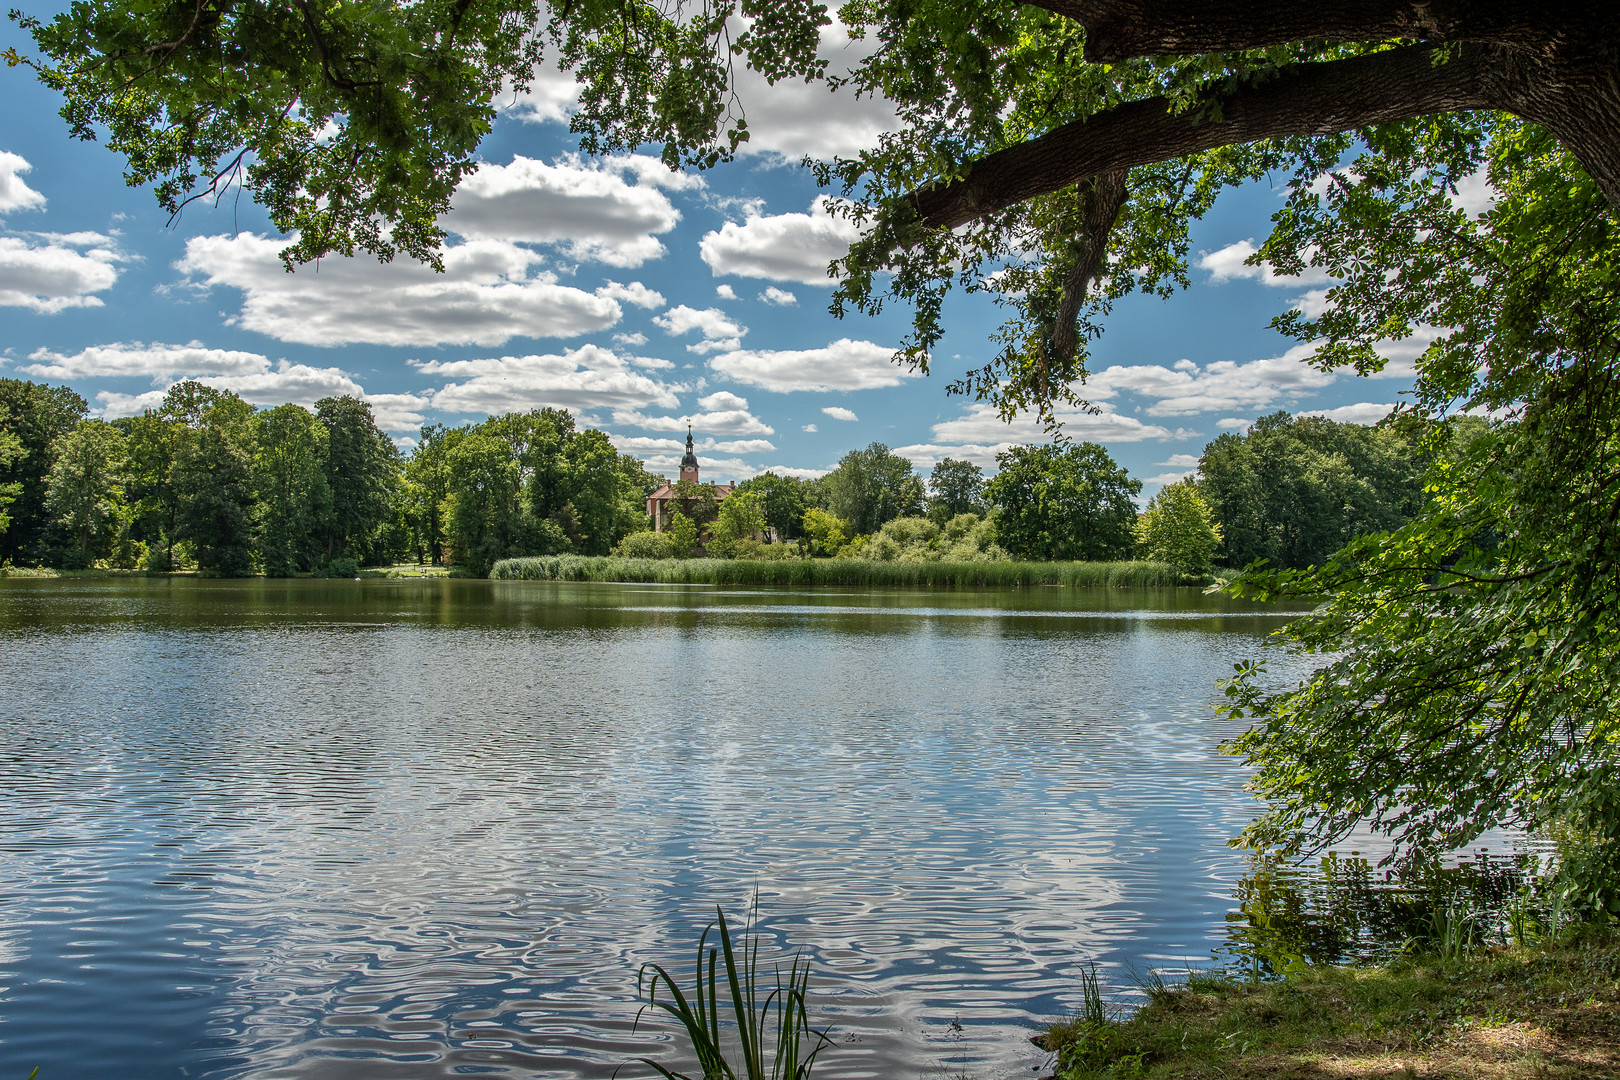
490, 555, 1186, 587
613, 530, 675, 559
865, 513, 1008, 562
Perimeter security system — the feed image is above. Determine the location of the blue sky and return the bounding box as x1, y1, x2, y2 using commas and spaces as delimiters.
0, 18, 1427, 498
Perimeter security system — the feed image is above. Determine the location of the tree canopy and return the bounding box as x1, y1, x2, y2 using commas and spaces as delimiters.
1199, 411, 1432, 571
984, 442, 1139, 561
819, 442, 924, 535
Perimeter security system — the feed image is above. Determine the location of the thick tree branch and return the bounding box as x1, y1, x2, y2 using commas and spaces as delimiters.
909, 44, 1494, 233
1022, 0, 1602, 65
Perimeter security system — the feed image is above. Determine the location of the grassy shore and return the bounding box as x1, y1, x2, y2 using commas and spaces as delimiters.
488, 555, 1192, 588
1041, 929, 1620, 1078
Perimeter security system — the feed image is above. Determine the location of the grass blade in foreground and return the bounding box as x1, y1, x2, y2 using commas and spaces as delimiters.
632, 907, 832, 1080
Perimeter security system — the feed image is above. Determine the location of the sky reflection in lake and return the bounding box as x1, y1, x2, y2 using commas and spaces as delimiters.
0, 578, 1308, 1079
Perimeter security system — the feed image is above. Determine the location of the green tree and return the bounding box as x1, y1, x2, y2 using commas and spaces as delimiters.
44, 419, 127, 568
664, 511, 698, 559
566, 428, 638, 555
733, 471, 807, 540
1135, 480, 1221, 575
821, 443, 924, 536
444, 432, 524, 576
985, 443, 1140, 561
710, 490, 767, 558
316, 395, 399, 565
172, 387, 258, 575
926, 458, 986, 523
254, 404, 332, 576
801, 508, 850, 558
866, 513, 1008, 562
1210, 122, 1620, 904
0, 379, 88, 564
404, 423, 454, 565
1199, 412, 1425, 570
174, 386, 259, 573
0, 407, 26, 540
117, 410, 186, 570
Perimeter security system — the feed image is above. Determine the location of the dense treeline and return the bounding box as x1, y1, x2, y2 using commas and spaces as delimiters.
0, 379, 661, 575
1196, 411, 1480, 572
0, 375, 1467, 576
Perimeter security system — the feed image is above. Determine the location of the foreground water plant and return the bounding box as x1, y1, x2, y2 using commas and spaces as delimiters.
633, 907, 831, 1080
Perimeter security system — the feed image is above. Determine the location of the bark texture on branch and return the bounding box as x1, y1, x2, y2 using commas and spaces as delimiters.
909, 0, 1620, 230
1025, 0, 1602, 64
1047, 168, 1127, 370
910, 45, 1495, 232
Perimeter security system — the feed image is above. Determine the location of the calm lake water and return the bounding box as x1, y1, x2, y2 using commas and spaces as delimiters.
0, 578, 1308, 1079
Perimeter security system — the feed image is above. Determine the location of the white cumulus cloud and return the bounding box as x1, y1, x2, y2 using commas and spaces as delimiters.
699, 196, 862, 286
180, 233, 621, 347
445, 155, 692, 267
0, 152, 47, 214
503, 24, 896, 162
1087, 348, 1338, 417
1299, 401, 1399, 425
22, 340, 270, 381
653, 304, 747, 354
708, 338, 913, 393
596, 279, 666, 308
759, 286, 798, 306
616, 390, 774, 436
501, 62, 583, 125
1198, 239, 1338, 288
728, 22, 898, 160
820, 406, 858, 421
417, 344, 681, 417
929, 401, 1189, 446
0, 232, 123, 313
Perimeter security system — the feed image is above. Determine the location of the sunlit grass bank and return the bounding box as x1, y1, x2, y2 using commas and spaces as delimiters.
1040, 929, 1620, 1079
488, 555, 1191, 587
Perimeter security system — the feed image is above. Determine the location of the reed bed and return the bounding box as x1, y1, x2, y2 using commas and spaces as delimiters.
488, 555, 1191, 587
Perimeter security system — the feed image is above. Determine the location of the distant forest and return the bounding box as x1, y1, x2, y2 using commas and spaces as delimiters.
0, 377, 1476, 576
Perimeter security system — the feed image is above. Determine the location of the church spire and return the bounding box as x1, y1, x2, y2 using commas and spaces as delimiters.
679, 423, 700, 484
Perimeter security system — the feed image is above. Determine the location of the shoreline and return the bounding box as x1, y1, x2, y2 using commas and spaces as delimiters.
1040, 929, 1620, 1078
2, 558, 1210, 588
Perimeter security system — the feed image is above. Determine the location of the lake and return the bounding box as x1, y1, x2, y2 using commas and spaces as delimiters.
0, 577, 1307, 1079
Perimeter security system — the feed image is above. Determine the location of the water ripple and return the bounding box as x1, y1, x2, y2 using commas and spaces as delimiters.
0, 579, 1308, 1079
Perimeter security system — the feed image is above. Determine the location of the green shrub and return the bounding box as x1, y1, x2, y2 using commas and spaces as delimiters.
489, 555, 1184, 587
866, 513, 1008, 562
324, 555, 360, 577
666, 511, 698, 558
615, 530, 674, 559
1136, 480, 1222, 574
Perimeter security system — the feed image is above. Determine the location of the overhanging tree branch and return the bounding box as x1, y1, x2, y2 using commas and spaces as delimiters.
907, 44, 1496, 232
1022, 0, 1592, 64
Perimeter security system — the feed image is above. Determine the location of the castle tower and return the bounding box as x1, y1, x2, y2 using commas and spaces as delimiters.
679, 425, 700, 484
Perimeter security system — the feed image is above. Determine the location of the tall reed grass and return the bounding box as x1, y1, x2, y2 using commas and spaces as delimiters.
489, 555, 1190, 588
634, 906, 831, 1080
